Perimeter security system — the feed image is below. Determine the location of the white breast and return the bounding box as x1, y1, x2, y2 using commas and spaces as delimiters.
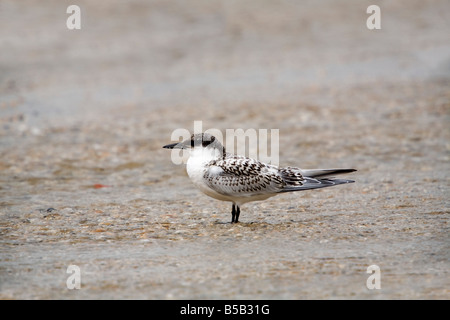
186, 147, 232, 202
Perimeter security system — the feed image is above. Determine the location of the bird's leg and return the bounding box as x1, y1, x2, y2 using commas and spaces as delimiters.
235, 205, 240, 223
231, 204, 236, 223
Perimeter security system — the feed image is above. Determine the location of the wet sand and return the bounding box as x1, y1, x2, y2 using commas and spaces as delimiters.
0, 0, 449, 299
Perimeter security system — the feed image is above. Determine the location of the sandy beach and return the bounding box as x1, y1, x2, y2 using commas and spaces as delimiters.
0, 0, 449, 299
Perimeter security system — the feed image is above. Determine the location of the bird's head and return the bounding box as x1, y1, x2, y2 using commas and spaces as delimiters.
163, 133, 224, 152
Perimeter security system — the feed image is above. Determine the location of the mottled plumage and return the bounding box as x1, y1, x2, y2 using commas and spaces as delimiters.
163, 133, 356, 223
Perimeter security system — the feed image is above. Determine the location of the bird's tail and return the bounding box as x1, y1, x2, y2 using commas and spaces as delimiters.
278, 167, 356, 193
280, 177, 355, 192
300, 168, 356, 178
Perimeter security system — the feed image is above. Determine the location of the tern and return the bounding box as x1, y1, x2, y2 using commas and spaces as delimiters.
163, 133, 356, 223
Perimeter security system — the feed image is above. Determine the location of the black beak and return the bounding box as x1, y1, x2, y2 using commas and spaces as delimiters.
163, 142, 184, 149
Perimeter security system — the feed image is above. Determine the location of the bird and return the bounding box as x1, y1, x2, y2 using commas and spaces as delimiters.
163, 133, 356, 223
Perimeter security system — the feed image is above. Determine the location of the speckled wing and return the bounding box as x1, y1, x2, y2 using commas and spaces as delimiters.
203, 157, 286, 197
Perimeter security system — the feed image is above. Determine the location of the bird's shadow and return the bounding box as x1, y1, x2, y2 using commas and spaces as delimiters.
212, 220, 266, 226
212, 218, 307, 226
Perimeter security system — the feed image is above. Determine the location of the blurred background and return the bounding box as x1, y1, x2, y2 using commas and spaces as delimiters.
0, 0, 449, 299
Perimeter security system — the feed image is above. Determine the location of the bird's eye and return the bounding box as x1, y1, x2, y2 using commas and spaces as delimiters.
202, 140, 210, 147
202, 135, 215, 147
191, 137, 205, 147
